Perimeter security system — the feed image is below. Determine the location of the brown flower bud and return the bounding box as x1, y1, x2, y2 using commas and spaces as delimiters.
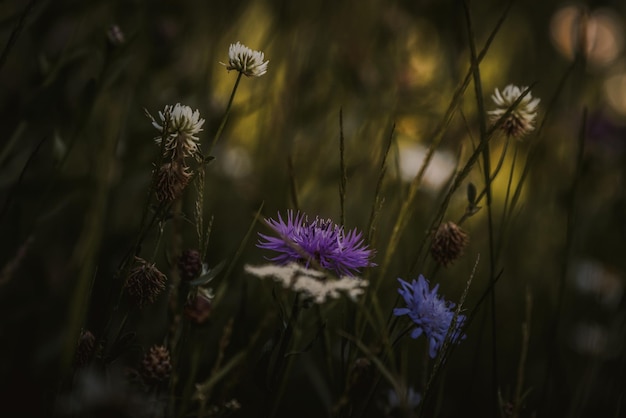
430, 221, 469, 266
74, 329, 96, 367
178, 249, 203, 282
140, 345, 172, 384
125, 257, 167, 306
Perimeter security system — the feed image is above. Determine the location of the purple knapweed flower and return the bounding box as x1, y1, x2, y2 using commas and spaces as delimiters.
257, 210, 375, 277
393, 275, 466, 358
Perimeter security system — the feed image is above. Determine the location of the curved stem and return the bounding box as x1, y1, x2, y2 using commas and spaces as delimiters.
207, 71, 243, 156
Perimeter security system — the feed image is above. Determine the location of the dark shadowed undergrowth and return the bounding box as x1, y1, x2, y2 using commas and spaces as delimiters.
1, 1, 625, 417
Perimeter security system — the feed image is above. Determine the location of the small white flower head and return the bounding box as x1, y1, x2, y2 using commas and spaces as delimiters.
106, 24, 125, 47
146, 103, 205, 159
222, 42, 269, 77
487, 85, 540, 140
244, 263, 368, 304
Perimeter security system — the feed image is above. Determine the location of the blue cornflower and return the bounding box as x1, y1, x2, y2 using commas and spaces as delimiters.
257, 210, 375, 277
393, 275, 466, 358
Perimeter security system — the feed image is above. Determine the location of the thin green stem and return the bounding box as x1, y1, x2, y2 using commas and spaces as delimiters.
459, 136, 511, 224
512, 288, 532, 418
287, 154, 300, 211
496, 142, 518, 258
541, 108, 587, 414
366, 123, 394, 244
0, 0, 40, 73
207, 71, 243, 156
373, 0, 513, 291
339, 108, 347, 226
268, 294, 301, 417
462, 2, 498, 414
149, 221, 165, 263
508, 59, 578, 221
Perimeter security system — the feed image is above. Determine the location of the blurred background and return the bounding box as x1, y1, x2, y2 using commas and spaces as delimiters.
1, 0, 625, 416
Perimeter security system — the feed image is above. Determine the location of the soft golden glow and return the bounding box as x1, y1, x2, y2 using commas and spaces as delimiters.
604, 71, 626, 115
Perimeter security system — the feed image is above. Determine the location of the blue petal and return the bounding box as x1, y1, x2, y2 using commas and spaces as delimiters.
410, 327, 423, 339
393, 307, 410, 316
428, 337, 439, 358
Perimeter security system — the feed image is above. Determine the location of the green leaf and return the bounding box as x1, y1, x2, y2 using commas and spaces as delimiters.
188, 259, 226, 286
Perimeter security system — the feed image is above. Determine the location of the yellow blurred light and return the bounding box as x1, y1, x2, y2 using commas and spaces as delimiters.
403, 22, 440, 87
604, 72, 626, 115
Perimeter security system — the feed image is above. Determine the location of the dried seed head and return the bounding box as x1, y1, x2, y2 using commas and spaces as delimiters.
178, 249, 203, 282
155, 161, 192, 202
140, 345, 172, 384
74, 329, 96, 367
184, 294, 213, 325
430, 222, 469, 266
125, 257, 167, 306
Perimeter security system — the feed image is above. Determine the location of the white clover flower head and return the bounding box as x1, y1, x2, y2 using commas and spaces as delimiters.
487, 85, 540, 140
146, 103, 205, 159
222, 42, 269, 77
244, 263, 368, 304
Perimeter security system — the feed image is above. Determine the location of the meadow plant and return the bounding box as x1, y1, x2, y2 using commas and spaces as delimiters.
2, 3, 624, 418
222, 41, 269, 78
487, 84, 541, 140
430, 221, 469, 266
124, 257, 167, 307
393, 275, 466, 358
245, 263, 369, 304
257, 210, 375, 276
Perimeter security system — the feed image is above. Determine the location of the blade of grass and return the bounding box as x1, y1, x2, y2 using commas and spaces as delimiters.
541, 107, 587, 414
461, 2, 499, 415
61, 95, 125, 372
213, 201, 265, 307
287, 153, 300, 211
410, 85, 536, 275
0, 0, 40, 72
507, 59, 578, 220
374, 0, 514, 290
420, 254, 479, 415
512, 287, 532, 418
339, 108, 347, 226
366, 123, 394, 244
207, 71, 243, 156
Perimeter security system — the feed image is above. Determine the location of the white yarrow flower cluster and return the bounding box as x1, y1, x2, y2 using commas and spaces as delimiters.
487, 85, 540, 140
222, 42, 269, 78
244, 263, 368, 304
147, 103, 205, 160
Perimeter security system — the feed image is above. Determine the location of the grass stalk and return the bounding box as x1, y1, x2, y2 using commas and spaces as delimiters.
512, 287, 532, 418
207, 71, 243, 156
541, 107, 587, 414
374, 0, 513, 289
339, 108, 347, 226
461, 2, 499, 414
